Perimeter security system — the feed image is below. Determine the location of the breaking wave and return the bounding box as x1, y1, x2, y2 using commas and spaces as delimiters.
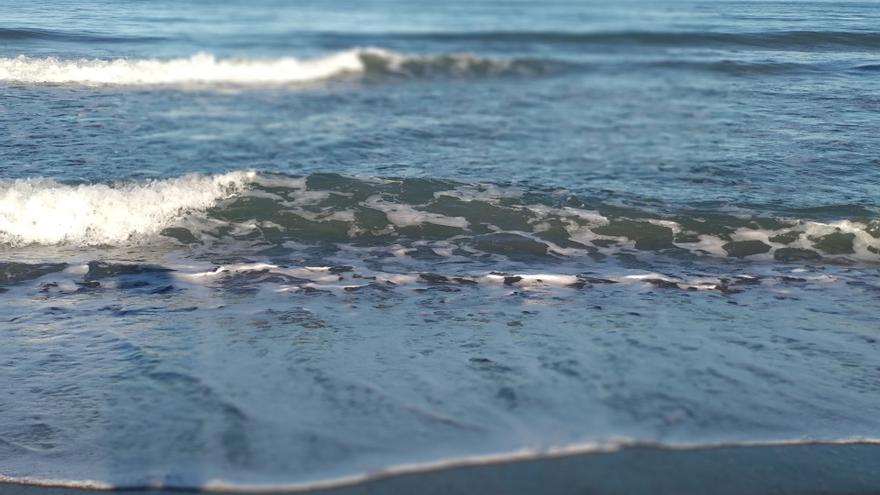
0, 49, 552, 85
1, 49, 869, 86
1, 171, 878, 262
0, 171, 253, 246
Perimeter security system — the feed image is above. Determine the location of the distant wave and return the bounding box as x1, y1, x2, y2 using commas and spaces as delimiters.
392, 29, 880, 50
5, 26, 880, 51
0, 49, 553, 85
1, 171, 878, 262
0, 26, 166, 43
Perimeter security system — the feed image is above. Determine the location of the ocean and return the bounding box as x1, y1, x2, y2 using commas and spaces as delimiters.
1, 0, 879, 492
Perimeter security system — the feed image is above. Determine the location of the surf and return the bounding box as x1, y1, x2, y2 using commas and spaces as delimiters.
1, 171, 878, 263
0, 171, 253, 246
0, 49, 551, 86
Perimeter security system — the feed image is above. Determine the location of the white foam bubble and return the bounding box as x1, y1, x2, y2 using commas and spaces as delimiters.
365, 195, 469, 229
0, 50, 371, 85
0, 171, 254, 246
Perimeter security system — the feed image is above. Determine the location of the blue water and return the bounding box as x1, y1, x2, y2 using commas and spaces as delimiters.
1, 0, 879, 490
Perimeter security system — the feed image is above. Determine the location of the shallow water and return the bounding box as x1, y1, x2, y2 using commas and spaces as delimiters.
1, 0, 879, 489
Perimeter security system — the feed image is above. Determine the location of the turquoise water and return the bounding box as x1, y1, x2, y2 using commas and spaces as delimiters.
1, 0, 879, 489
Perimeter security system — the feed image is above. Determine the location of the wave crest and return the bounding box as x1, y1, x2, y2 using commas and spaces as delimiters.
0, 49, 548, 86
2, 171, 878, 262
0, 171, 253, 246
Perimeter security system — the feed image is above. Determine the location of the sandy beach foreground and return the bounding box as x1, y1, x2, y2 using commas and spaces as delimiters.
4, 442, 880, 495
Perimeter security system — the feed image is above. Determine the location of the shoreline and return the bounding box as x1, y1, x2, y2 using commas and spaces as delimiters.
4, 440, 880, 495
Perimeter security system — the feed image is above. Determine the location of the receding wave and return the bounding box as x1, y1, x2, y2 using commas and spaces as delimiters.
2, 171, 878, 262
0, 49, 552, 85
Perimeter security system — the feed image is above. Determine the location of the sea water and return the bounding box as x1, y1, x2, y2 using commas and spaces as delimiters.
1, 0, 879, 489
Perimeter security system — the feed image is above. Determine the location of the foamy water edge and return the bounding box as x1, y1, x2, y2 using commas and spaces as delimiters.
1, 437, 878, 492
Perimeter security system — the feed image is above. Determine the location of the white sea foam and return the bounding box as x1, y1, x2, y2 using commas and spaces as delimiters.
0, 50, 374, 85
365, 194, 469, 229
166, 261, 812, 295
0, 171, 254, 246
